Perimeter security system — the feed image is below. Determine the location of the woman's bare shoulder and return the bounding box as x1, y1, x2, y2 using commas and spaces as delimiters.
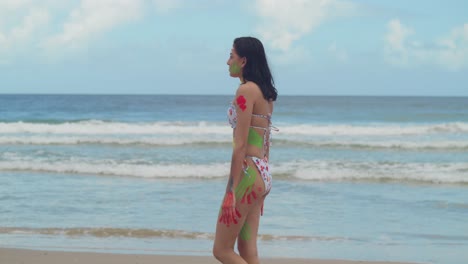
237, 81, 263, 98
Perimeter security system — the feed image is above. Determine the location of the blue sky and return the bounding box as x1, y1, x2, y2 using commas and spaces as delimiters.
0, 0, 467, 96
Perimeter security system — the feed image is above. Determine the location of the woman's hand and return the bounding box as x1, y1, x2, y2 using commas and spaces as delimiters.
219, 191, 241, 227
240, 184, 258, 204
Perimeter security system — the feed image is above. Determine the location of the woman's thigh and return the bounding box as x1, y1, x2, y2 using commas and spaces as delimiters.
237, 194, 264, 255
214, 159, 265, 249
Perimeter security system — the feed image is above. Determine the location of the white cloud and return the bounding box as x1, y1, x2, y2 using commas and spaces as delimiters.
0, 0, 33, 11
0, 1, 82, 59
0, 0, 192, 61
0, 0, 67, 18
11, 9, 49, 43
385, 19, 413, 52
436, 24, 468, 70
384, 19, 413, 67
152, 0, 227, 13
328, 42, 348, 62
271, 46, 311, 65
384, 19, 468, 71
0, 7, 49, 55
153, 0, 182, 13
254, 0, 357, 52
43, 0, 144, 51
0, 33, 5, 46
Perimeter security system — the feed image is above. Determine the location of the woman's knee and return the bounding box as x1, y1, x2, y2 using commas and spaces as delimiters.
213, 244, 230, 261
237, 242, 258, 260
212, 244, 222, 260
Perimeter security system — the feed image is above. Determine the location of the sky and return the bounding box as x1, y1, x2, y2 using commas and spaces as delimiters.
0, 0, 467, 96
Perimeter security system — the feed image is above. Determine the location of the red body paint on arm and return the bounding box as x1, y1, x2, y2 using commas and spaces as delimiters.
236, 95, 247, 111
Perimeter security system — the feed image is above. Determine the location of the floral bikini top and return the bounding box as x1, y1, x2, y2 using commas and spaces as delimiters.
227, 101, 277, 157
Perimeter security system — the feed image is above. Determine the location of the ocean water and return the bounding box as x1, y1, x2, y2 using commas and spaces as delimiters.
0, 94, 467, 264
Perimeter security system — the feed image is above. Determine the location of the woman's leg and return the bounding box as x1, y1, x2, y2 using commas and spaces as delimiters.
213, 159, 264, 264
213, 202, 248, 264
237, 194, 264, 264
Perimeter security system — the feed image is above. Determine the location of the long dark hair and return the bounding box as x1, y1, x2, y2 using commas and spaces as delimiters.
234, 37, 278, 101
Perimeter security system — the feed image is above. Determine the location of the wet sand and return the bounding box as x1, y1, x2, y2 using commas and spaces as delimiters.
0, 247, 423, 264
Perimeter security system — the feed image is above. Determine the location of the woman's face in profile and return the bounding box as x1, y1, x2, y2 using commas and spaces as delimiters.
227, 47, 243, 77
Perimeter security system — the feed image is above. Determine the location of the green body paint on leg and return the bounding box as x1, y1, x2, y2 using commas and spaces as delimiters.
239, 222, 251, 241
219, 161, 257, 215
235, 166, 257, 200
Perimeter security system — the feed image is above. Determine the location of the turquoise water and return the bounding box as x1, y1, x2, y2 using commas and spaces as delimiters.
1, 95, 467, 264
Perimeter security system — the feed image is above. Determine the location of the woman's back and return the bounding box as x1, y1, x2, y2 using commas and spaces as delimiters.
244, 82, 274, 160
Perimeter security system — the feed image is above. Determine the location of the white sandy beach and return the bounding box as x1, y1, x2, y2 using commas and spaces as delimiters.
0, 248, 423, 264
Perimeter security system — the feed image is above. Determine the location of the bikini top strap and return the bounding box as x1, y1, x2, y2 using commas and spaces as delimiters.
249, 115, 277, 158
252, 113, 271, 120
249, 125, 268, 130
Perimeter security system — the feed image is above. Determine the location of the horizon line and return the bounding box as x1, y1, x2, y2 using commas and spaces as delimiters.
1, 93, 467, 98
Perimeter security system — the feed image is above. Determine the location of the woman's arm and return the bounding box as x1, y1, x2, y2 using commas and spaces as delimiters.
219, 83, 255, 227
229, 84, 254, 192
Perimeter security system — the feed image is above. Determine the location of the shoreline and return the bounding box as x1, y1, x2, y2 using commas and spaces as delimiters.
0, 247, 423, 264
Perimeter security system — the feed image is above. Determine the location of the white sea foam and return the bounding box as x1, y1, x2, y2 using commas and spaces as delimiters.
1, 120, 468, 152
278, 160, 468, 184
1, 120, 468, 136
278, 122, 468, 136
0, 120, 230, 135
0, 159, 230, 179
0, 227, 340, 241
0, 136, 229, 146
1, 156, 466, 184
283, 139, 468, 150
1, 135, 467, 151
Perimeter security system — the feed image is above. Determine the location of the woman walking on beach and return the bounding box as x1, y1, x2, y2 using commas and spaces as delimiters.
213, 37, 278, 264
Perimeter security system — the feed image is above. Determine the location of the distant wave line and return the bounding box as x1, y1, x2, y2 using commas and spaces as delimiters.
0, 227, 348, 242
1, 120, 468, 136
1, 136, 468, 151
0, 159, 467, 184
